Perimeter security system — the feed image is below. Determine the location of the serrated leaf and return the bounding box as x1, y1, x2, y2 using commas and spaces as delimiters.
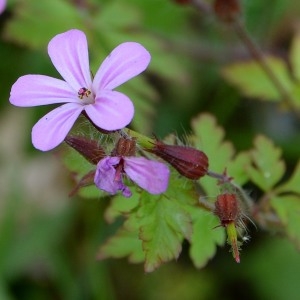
276, 161, 300, 195
97, 228, 144, 264
191, 113, 235, 194
221, 56, 293, 101
247, 135, 285, 191
137, 193, 192, 272
271, 195, 300, 249
189, 209, 225, 268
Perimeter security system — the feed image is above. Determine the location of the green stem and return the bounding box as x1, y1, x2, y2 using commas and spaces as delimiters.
122, 128, 155, 150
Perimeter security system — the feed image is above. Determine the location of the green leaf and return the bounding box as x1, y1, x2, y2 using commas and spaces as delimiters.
191, 113, 235, 194
189, 209, 225, 268
271, 195, 300, 249
227, 152, 251, 186
104, 193, 140, 224
96, 2, 142, 30
221, 56, 293, 101
289, 33, 300, 82
247, 135, 285, 191
276, 161, 300, 195
4, 0, 85, 49
137, 193, 193, 272
97, 228, 145, 264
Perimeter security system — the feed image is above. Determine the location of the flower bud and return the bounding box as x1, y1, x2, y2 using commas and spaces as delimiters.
64, 135, 106, 165
213, 0, 241, 23
214, 192, 240, 227
111, 137, 136, 157
214, 192, 242, 263
148, 140, 209, 180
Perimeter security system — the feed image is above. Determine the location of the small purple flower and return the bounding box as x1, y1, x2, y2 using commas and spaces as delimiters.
9, 29, 151, 151
94, 156, 170, 197
0, 0, 6, 14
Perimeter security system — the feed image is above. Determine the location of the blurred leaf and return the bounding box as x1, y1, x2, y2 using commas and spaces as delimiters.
289, 32, 300, 82
247, 135, 285, 191
227, 152, 251, 186
189, 209, 225, 268
97, 228, 145, 264
95, 1, 142, 30
4, 0, 85, 49
191, 113, 235, 194
271, 195, 300, 249
276, 160, 300, 195
221, 56, 293, 101
104, 193, 140, 224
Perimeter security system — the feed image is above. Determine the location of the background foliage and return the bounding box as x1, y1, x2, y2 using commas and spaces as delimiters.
1, 0, 300, 299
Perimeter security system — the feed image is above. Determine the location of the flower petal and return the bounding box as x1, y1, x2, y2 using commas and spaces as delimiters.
84, 90, 134, 130
48, 29, 92, 91
10, 75, 78, 107
94, 157, 124, 194
32, 103, 83, 151
124, 157, 170, 194
93, 42, 151, 91
0, 0, 6, 14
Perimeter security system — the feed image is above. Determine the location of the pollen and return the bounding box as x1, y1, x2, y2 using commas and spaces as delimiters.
78, 87, 91, 99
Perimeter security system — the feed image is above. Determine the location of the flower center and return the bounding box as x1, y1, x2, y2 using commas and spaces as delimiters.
77, 87, 94, 104
114, 159, 125, 182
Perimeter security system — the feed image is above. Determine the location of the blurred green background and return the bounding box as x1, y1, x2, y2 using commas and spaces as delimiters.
1, 0, 300, 299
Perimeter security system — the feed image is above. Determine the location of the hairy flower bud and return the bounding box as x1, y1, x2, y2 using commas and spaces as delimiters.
214, 192, 242, 263
213, 0, 241, 23
148, 140, 209, 180
214, 192, 240, 227
111, 137, 136, 157
64, 135, 106, 165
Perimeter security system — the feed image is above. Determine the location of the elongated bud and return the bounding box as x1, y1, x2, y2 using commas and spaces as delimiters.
111, 137, 136, 157
213, 0, 241, 23
214, 192, 240, 226
65, 136, 106, 165
148, 140, 208, 179
214, 192, 246, 263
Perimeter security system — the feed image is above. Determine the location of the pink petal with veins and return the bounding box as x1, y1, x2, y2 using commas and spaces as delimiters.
48, 29, 92, 91
124, 157, 170, 194
32, 103, 83, 151
93, 42, 151, 91
85, 90, 134, 130
10, 75, 77, 107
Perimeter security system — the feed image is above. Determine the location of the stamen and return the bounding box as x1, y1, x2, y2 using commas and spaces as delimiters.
78, 87, 91, 99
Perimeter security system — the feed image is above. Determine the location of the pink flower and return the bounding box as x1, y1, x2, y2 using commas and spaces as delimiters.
9, 29, 151, 151
0, 0, 6, 14
94, 156, 170, 197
